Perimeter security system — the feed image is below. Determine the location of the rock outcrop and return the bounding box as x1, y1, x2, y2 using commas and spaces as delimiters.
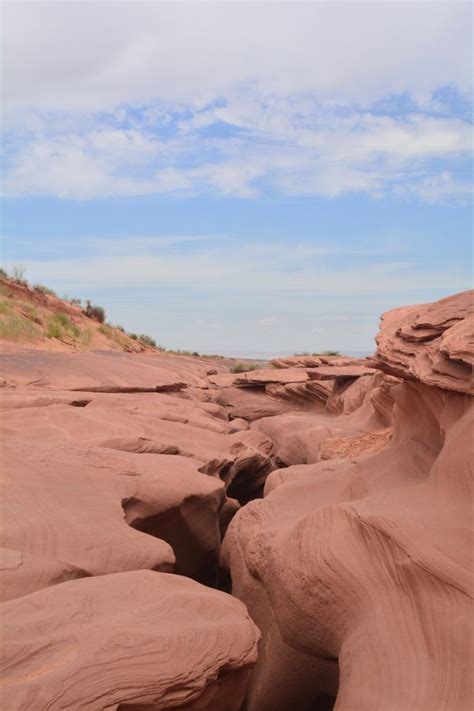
375, 289, 473, 393
222, 290, 473, 711
1, 570, 259, 710
0, 350, 263, 708
1, 289, 472, 711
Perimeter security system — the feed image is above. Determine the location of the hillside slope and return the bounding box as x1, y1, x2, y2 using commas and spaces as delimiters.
0, 276, 156, 353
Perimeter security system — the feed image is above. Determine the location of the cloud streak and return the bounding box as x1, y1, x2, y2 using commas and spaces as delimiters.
21, 242, 468, 296
2, 2, 472, 202
4, 110, 472, 201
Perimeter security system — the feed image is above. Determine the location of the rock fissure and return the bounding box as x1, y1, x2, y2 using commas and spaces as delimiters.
1, 288, 472, 710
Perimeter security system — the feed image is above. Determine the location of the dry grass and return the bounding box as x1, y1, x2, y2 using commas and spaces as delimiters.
0, 312, 41, 342
47, 313, 81, 340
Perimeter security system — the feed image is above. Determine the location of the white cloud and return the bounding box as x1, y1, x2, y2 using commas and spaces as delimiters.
18, 237, 470, 353
395, 171, 474, 204
22, 247, 468, 296
2, 2, 472, 201
3, 3, 472, 112
4, 111, 472, 200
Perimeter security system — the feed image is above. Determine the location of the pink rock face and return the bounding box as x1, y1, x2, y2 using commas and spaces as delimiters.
223, 290, 473, 711
234, 367, 310, 386
270, 355, 376, 369
0, 350, 266, 708
1, 290, 472, 711
0, 570, 259, 710
375, 289, 473, 393
306, 364, 377, 380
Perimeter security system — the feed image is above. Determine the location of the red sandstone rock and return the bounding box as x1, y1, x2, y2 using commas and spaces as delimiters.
375, 289, 473, 393
0, 349, 263, 708
222, 290, 473, 711
234, 367, 309, 386
1, 290, 472, 711
0, 570, 259, 710
270, 354, 376, 369
0, 349, 218, 390
306, 364, 377, 380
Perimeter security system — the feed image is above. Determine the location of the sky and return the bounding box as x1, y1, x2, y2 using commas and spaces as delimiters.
1, 1, 472, 356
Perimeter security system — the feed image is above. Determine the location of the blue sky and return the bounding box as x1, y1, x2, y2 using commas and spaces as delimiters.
1, 2, 472, 355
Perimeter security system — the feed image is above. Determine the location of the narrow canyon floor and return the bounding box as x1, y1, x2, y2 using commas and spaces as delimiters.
0, 290, 472, 710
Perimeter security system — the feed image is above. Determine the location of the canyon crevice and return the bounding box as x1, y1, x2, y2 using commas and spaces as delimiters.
0, 289, 472, 710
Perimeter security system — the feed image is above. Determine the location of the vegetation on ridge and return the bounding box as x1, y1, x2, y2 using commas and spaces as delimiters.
0, 267, 160, 353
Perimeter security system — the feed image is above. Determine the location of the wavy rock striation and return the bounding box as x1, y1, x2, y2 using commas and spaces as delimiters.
223, 290, 473, 711
0, 351, 262, 708
1, 290, 472, 711
1, 570, 259, 710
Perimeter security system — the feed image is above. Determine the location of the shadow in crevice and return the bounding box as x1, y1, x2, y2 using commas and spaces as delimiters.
310, 694, 336, 711
122, 495, 227, 589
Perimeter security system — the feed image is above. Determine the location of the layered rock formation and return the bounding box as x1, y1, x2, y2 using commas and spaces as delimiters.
1, 571, 259, 710
222, 289, 473, 711
1, 289, 472, 710
0, 350, 265, 709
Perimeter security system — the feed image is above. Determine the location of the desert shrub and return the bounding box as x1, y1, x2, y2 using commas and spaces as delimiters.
84, 300, 106, 323
230, 362, 258, 374
192, 351, 200, 357
79, 328, 93, 347
98, 324, 130, 349
129, 333, 138, 340
34, 284, 56, 297
46, 321, 63, 339
19, 302, 39, 320
294, 352, 310, 356
0, 312, 40, 342
10, 264, 28, 285
0, 300, 10, 314
0, 268, 7, 279
138, 334, 157, 348
52, 312, 71, 329
321, 350, 340, 356
47, 312, 80, 340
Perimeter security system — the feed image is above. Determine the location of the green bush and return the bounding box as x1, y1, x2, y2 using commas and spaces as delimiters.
0, 312, 40, 341
47, 312, 80, 340
230, 362, 258, 374
84, 300, 106, 323
80, 329, 93, 347
34, 284, 56, 297
138, 334, 157, 348
53, 312, 72, 329
46, 321, 63, 339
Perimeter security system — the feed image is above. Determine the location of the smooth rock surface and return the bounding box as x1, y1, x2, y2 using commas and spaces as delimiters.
223, 290, 473, 711
0, 570, 259, 710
